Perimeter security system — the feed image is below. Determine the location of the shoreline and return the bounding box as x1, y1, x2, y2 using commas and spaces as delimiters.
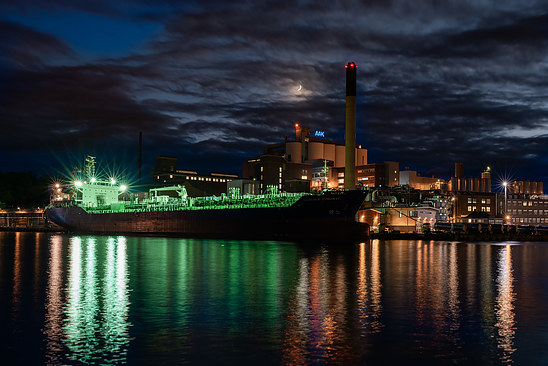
0, 226, 66, 233
371, 231, 548, 242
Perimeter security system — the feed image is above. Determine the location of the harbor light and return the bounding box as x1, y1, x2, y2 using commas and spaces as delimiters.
110, 178, 116, 185
503, 181, 508, 224
91, 178, 96, 183
120, 185, 127, 191
75, 181, 83, 187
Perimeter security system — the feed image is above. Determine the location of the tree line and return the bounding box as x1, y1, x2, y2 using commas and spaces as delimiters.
0, 172, 51, 209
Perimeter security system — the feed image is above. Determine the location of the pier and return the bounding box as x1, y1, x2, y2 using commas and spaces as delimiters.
0, 211, 63, 232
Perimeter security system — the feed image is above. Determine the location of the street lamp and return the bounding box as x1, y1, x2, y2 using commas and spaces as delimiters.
503, 181, 508, 224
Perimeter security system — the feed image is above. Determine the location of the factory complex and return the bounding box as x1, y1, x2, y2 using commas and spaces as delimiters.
149, 62, 546, 233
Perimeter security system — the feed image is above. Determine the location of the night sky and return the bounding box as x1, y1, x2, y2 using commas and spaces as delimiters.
1, 1, 547, 188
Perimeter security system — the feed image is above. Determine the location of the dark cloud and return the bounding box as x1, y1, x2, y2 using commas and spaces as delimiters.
0, 20, 75, 67
0, 0, 547, 186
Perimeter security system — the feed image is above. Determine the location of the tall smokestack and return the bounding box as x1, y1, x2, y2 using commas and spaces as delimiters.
344, 62, 357, 190
455, 162, 463, 178
138, 131, 142, 183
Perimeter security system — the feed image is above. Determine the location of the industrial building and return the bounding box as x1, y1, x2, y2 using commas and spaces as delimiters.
242, 61, 405, 193
505, 194, 548, 225
399, 169, 448, 191
242, 128, 365, 192
450, 163, 492, 192
153, 156, 238, 196
331, 161, 400, 189
508, 180, 544, 195
451, 192, 499, 222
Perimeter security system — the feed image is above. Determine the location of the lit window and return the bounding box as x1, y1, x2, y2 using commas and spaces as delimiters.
468, 206, 472, 212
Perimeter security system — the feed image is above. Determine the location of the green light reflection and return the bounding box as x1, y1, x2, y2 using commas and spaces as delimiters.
63, 236, 130, 364
103, 237, 130, 363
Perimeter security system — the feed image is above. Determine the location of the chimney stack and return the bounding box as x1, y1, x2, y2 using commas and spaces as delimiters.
344, 62, 357, 190
138, 131, 142, 183
455, 162, 464, 178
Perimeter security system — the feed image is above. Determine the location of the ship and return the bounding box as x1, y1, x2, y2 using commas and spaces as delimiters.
45, 179, 370, 242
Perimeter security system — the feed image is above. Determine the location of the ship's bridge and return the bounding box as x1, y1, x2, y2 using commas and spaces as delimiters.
73, 179, 126, 208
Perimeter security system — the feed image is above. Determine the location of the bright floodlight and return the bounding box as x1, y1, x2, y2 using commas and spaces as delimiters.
503, 181, 508, 187
110, 178, 116, 185
120, 185, 127, 191
91, 177, 96, 183
75, 181, 83, 187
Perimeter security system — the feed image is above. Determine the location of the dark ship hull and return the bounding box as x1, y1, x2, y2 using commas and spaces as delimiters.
45, 190, 369, 242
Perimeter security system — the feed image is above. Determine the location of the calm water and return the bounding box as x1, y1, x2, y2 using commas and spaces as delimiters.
1, 233, 548, 365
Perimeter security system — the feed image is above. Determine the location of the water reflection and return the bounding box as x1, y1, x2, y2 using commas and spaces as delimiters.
356, 241, 383, 335
495, 245, 516, 364
2, 234, 542, 365
44, 235, 63, 364
104, 237, 130, 362
42, 236, 131, 364
414, 241, 460, 355
12, 232, 22, 321
282, 243, 383, 364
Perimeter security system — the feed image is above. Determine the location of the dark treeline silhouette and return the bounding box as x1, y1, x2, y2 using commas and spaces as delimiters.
0, 172, 51, 208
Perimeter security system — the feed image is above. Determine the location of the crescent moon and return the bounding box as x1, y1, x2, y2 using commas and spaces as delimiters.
297, 84, 302, 91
